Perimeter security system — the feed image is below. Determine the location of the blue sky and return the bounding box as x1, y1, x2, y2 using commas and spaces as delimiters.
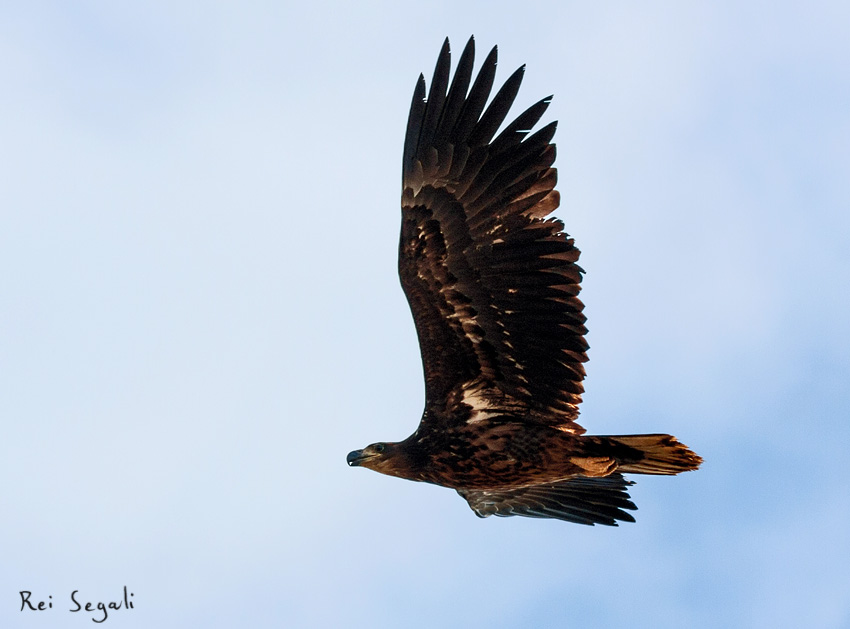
1, 1, 848, 627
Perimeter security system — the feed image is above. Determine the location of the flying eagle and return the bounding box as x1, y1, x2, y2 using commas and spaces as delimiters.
347, 37, 702, 526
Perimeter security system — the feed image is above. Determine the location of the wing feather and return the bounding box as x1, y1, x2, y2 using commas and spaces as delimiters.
399, 37, 588, 431
451, 44, 498, 145
417, 39, 450, 162
489, 96, 552, 154
468, 64, 525, 147
458, 474, 637, 526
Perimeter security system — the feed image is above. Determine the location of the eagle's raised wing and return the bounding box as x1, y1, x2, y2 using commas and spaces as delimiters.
457, 473, 637, 526
399, 37, 588, 431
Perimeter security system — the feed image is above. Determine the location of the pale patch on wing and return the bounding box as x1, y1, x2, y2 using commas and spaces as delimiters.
466, 408, 503, 423
451, 374, 585, 434
460, 380, 500, 423
460, 378, 526, 423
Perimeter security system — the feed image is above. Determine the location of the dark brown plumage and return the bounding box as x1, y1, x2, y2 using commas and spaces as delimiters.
347, 37, 702, 526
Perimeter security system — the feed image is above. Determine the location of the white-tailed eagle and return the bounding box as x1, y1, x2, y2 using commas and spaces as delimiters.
347, 37, 702, 526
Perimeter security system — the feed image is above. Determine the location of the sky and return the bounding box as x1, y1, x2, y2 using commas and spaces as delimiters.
1, 1, 848, 627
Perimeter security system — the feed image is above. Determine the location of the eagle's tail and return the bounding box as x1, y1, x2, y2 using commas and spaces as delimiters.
607, 434, 703, 475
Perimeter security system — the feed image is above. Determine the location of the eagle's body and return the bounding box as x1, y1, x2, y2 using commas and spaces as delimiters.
347, 38, 702, 526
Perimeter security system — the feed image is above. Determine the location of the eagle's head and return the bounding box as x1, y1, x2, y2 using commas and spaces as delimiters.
346, 441, 421, 480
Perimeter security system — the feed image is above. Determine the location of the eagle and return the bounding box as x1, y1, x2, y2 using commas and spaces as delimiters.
347, 37, 702, 526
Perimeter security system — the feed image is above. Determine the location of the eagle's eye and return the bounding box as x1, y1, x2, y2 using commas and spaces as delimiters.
373, 443, 385, 453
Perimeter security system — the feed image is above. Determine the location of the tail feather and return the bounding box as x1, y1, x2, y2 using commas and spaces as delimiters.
609, 434, 702, 475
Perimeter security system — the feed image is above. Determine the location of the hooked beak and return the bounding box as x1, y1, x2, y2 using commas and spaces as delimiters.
347, 449, 368, 466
